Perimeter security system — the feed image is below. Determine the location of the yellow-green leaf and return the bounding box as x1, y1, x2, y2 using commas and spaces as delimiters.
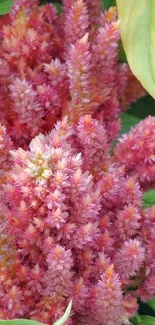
0, 320, 44, 325
116, 0, 155, 99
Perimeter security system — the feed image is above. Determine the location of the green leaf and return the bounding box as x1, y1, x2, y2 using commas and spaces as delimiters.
148, 298, 155, 311
138, 300, 155, 318
140, 315, 155, 325
0, 320, 44, 325
116, 0, 155, 99
120, 113, 140, 135
143, 190, 155, 208
53, 300, 72, 325
132, 315, 155, 325
54, 2, 62, 13
128, 95, 155, 119
0, 0, 13, 15
131, 313, 142, 325
119, 41, 127, 62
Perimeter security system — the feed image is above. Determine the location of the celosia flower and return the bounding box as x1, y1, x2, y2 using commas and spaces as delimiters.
93, 265, 126, 325
67, 34, 96, 123
123, 294, 139, 318
44, 244, 74, 298
114, 116, 155, 187
63, 0, 89, 54
77, 114, 111, 178
115, 204, 141, 240
0, 124, 13, 185
119, 67, 147, 110
0, 0, 145, 146
0, 0, 153, 324
114, 239, 145, 279
9, 78, 44, 137
0, 114, 153, 324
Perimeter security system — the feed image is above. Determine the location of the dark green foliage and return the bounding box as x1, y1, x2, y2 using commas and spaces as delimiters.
128, 95, 155, 119
120, 113, 140, 135
101, 0, 116, 9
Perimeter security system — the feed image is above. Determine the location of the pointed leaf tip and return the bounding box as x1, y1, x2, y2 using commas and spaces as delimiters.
53, 300, 72, 325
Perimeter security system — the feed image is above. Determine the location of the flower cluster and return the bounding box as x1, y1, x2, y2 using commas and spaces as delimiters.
0, 0, 145, 147
0, 124, 13, 185
0, 114, 154, 325
0, 1, 154, 325
114, 115, 155, 188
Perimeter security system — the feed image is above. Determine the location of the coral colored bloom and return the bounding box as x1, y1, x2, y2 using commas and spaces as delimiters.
0, 115, 153, 324
114, 239, 145, 279
0, 0, 152, 324
0, 0, 144, 146
114, 116, 155, 188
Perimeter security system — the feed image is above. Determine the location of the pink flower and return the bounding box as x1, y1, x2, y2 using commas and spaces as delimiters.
114, 116, 155, 187
63, 0, 89, 52
93, 265, 125, 325
67, 34, 96, 122
115, 204, 141, 240
44, 244, 73, 297
0, 0, 144, 145
0, 0, 152, 323
85, 0, 102, 27
114, 239, 145, 279
0, 115, 154, 324
10, 0, 39, 20
0, 124, 13, 185
77, 115, 110, 179
9, 78, 44, 136
123, 294, 138, 318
